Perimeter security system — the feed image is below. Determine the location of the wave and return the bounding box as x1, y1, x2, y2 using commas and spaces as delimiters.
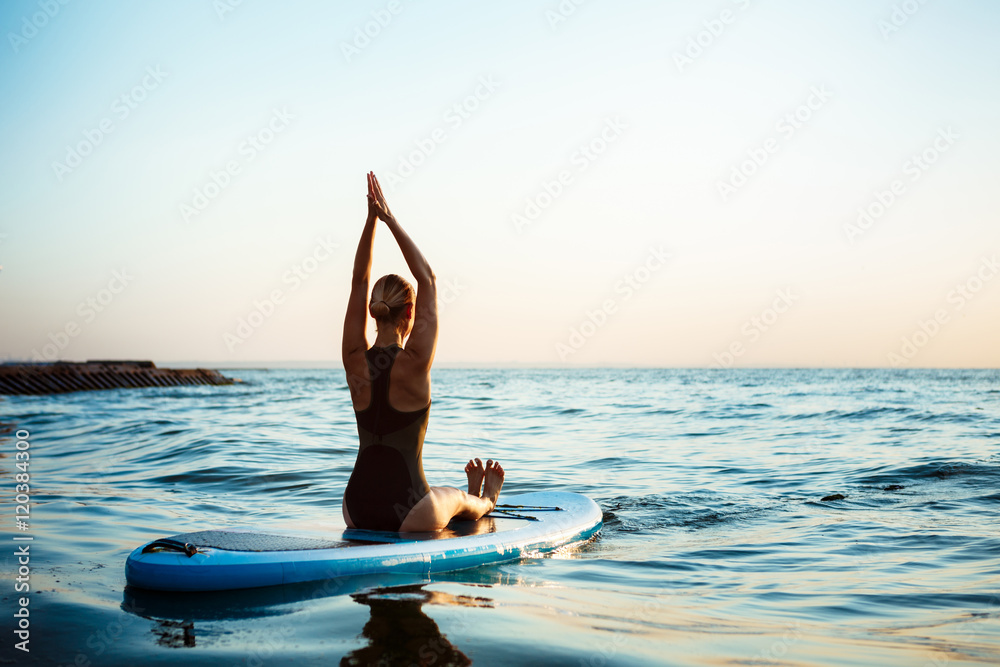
599, 493, 781, 533
853, 460, 1000, 486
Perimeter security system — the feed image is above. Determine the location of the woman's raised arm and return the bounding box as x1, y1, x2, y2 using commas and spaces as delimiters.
368, 172, 438, 368
341, 181, 378, 368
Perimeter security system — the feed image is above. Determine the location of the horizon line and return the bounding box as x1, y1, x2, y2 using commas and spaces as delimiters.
3, 359, 997, 371
169, 361, 1000, 371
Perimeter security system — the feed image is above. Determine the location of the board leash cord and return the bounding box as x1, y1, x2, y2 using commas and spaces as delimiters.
489, 504, 564, 521
494, 504, 564, 511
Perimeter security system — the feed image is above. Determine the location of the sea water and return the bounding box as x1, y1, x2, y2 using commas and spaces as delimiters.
1, 368, 998, 665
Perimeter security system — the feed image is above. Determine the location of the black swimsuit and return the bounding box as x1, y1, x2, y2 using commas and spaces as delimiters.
344, 344, 431, 531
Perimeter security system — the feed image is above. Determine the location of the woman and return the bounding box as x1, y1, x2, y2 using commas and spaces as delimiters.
341, 172, 504, 532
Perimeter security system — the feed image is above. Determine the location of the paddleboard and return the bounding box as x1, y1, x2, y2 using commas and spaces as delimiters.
125, 491, 602, 592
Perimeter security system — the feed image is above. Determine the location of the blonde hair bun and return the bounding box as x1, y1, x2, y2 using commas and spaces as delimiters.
369, 274, 415, 327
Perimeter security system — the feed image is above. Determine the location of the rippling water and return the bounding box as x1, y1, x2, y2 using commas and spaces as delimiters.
2, 368, 999, 666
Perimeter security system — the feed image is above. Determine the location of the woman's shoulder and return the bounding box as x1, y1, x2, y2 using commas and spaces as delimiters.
386, 347, 432, 411
393, 345, 433, 369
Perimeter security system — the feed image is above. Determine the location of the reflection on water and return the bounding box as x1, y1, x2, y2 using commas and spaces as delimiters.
342, 585, 493, 667
151, 619, 196, 648
125, 578, 496, 662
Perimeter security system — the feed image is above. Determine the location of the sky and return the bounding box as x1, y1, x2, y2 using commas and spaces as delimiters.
1, 0, 998, 368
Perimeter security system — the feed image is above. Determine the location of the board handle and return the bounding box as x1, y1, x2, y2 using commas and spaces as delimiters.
141, 538, 200, 557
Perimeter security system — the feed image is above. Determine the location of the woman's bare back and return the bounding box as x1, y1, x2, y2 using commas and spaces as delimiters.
347, 346, 430, 413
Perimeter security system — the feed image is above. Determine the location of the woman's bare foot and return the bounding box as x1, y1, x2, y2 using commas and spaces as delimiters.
465, 458, 486, 496
482, 459, 505, 510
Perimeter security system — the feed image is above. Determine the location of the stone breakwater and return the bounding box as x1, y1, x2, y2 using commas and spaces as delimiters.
0, 361, 235, 395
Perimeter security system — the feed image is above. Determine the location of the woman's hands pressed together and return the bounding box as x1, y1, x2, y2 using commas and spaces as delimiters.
367, 171, 394, 224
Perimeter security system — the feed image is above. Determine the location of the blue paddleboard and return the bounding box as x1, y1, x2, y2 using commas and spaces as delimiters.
125, 491, 602, 592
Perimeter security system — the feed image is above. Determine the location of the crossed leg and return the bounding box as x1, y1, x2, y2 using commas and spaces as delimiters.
398, 459, 505, 532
